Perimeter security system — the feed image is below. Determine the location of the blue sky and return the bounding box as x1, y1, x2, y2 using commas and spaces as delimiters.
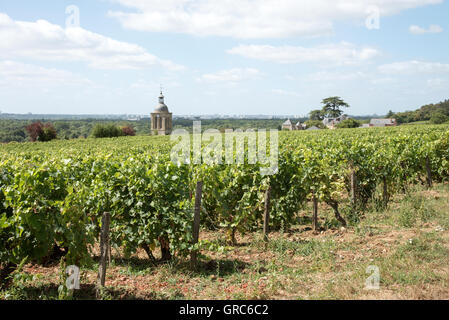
0, 0, 448, 116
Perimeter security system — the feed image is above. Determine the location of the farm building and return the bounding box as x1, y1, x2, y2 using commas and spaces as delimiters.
369, 118, 397, 127
282, 119, 304, 131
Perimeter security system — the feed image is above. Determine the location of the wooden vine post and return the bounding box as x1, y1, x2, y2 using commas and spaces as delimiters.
191, 181, 203, 269
96, 212, 110, 299
426, 157, 433, 189
383, 176, 389, 208
312, 192, 319, 232
263, 186, 271, 243
350, 164, 357, 206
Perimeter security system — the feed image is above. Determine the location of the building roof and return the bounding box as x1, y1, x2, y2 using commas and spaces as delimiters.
154, 104, 169, 113
307, 126, 321, 130
370, 118, 395, 125
282, 119, 292, 126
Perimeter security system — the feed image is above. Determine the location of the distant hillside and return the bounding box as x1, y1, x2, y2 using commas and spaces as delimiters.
392, 99, 449, 124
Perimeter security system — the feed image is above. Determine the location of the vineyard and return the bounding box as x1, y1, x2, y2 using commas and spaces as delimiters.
1, 125, 449, 299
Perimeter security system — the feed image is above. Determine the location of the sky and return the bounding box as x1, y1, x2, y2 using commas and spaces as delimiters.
0, 0, 448, 116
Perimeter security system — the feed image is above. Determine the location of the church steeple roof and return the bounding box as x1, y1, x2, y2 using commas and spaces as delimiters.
154, 90, 169, 113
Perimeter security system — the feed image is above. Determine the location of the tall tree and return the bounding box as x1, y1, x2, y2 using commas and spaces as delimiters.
385, 110, 395, 118
321, 97, 349, 118
309, 109, 324, 121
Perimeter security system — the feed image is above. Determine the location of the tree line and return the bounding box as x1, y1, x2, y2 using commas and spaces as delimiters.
0, 119, 303, 143
0, 120, 145, 143
306, 97, 449, 128
387, 99, 449, 124
1, 97, 448, 143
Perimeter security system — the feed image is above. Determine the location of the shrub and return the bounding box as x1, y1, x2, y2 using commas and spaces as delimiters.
40, 124, 57, 142
121, 125, 136, 136
336, 118, 361, 129
304, 120, 326, 129
430, 113, 449, 125
25, 122, 43, 142
25, 122, 57, 142
91, 124, 124, 138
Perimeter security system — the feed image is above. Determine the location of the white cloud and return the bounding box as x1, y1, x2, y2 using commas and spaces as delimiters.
228, 43, 381, 65
198, 68, 262, 84
0, 60, 92, 88
379, 60, 449, 75
427, 78, 447, 87
309, 71, 367, 81
271, 89, 301, 97
129, 79, 158, 90
129, 79, 181, 91
409, 24, 443, 34
370, 77, 396, 85
0, 12, 183, 71
108, 0, 442, 39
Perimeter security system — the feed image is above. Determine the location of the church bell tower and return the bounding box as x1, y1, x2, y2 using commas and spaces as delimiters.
151, 90, 173, 135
